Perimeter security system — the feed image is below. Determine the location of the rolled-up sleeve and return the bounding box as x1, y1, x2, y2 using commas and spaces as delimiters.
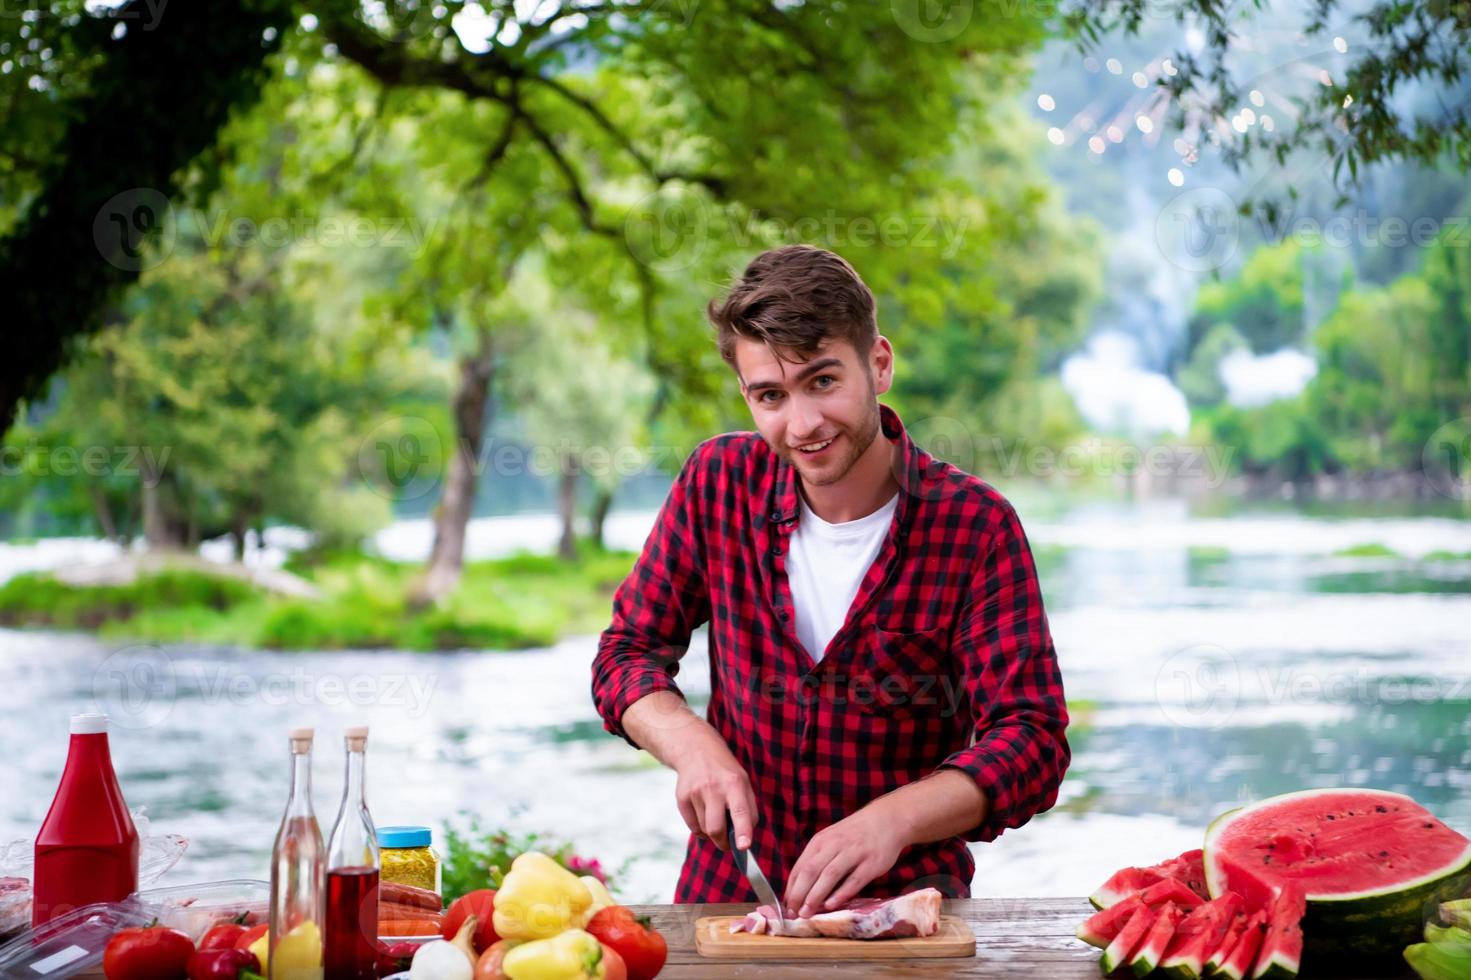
591, 443, 712, 749
938, 499, 1070, 841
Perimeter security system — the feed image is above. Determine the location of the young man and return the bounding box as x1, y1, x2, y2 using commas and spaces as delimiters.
591, 245, 1069, 915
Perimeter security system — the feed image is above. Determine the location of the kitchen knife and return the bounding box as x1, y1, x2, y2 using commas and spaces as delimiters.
726, 811, 786, 931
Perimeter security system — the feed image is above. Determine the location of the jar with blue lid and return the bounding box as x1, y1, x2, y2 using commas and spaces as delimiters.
377, 825, 440, 894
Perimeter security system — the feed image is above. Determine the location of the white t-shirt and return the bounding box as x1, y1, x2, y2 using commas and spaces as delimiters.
786, 490, 900, 662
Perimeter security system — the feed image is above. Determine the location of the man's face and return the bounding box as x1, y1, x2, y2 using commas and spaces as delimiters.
734, 335, 894, 488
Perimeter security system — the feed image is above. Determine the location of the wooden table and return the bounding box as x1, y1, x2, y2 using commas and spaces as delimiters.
628, 897, 1104, 977
627, 898, 1415, 978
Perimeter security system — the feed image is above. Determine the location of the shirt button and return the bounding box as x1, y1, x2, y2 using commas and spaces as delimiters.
779, 611, 790, 622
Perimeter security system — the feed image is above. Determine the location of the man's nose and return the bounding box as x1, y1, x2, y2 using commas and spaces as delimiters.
790, 398, 825, 440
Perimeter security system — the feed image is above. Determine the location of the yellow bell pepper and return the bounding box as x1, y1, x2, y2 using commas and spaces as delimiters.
492, 852, 594, 940
578, 876, 614, 927
501, 929, 605, 980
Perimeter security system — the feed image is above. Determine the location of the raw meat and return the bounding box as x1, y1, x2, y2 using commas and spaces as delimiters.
730, 887, 942, 940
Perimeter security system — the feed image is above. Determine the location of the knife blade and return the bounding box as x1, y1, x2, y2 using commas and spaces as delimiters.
726, 811, 786, 931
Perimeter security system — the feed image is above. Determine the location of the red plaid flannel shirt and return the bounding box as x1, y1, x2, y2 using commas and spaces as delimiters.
591, 403, 1069, 903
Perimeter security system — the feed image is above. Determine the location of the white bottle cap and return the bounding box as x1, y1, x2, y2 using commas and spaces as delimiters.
71, 713, 109, 734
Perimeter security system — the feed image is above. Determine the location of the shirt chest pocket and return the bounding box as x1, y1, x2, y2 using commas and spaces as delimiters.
852, 625, 952, 719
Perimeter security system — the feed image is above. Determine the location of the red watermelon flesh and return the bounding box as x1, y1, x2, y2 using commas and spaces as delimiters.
1078, 894, 1146, 948
1249, 882, 1305, 980
1129, 902, 1181, 978
1205, 912, 1252, 975
1100, 905, 1159, 975
1159, 893, 1243, 980
1216, 910, 1268, 980
1138, 878, 1205, 909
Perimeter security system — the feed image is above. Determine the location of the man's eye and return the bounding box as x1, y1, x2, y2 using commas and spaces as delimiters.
759, 390, 782, 403
814, 375, 836, 389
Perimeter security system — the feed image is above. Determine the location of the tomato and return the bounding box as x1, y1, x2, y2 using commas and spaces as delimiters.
473, 939, 514, 980
586, 907, 666, 980
599, 943, 627, 980
198, 923, 248, 950
102, 926, 195, 980
442, 889, 500, 954
234, 923, 268, 951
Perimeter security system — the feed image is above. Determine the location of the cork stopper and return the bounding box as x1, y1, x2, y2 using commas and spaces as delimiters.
344, 725, 368, 751
289, 727, 314, 754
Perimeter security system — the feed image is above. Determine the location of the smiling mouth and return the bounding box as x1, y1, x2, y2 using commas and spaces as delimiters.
796, 437, 836, 455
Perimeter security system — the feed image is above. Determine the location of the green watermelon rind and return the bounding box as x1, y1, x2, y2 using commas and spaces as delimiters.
1202, 789, 1471, 957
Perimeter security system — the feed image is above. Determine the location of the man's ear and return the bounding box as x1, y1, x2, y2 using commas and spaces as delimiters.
871, 336, 895, 395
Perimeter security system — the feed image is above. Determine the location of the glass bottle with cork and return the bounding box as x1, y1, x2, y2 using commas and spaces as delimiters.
324, 725, 379, 980
269, 727, 325, 980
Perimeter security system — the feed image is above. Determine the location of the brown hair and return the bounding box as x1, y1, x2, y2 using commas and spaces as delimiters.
707, 245, 878, 371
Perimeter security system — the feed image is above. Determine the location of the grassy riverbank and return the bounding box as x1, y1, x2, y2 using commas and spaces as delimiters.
0, 543, 636, 650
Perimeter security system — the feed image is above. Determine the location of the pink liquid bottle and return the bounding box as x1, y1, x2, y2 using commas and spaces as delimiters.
323, 726, 378, 980
32, 713, 139, 926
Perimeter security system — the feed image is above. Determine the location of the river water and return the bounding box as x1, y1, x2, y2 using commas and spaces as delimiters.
1, 497, 1468, 903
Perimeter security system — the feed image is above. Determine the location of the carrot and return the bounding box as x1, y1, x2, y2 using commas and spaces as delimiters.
380, 881, 442, 911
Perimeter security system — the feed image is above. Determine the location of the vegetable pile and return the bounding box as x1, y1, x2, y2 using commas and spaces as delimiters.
405, 851, 667, 980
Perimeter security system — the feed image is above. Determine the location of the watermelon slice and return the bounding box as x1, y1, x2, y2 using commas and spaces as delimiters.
1100, 905, 1158, 975
1159, 893, 1243, 980
1249, 882, 1305, 980
1078, 894, 1146, 949
1215, 910, 1268, 980
1093, 867, 1168, 909
1129, 903, 1181, 978
1092, 849, 1209, 908
1155, 848, 1209, 899
1204, 788, 1471, 957
1205, 912, 1251, 975
1138, 878, 1205, 909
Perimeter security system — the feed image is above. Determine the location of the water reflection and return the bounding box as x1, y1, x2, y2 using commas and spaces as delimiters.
0, 500, 1467, 902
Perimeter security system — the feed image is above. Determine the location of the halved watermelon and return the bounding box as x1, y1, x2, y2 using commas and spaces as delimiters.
1249, 882, 1305, 980
1129, 903, 1181, 978
1100, 905, 1158, 975
1159, 893, 1242, 980
1204, 788, 1471, 956
1078, 894, 1145, 949
1092, 849, 1209, 908
1216, 910, 1268, 980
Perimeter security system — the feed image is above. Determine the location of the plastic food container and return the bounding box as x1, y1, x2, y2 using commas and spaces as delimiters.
138, 878, 269, 941
378, 826, 440, 894
0, 898, 156, 978
0, 880, 270, 979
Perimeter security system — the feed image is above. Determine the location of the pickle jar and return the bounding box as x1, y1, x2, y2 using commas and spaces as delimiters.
376, 825, 440, 895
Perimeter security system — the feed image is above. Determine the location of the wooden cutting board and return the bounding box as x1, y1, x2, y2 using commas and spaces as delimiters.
694, 914, 975, 959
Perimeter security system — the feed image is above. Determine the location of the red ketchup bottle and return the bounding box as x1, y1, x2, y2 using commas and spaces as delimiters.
32, 713, 139, 926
